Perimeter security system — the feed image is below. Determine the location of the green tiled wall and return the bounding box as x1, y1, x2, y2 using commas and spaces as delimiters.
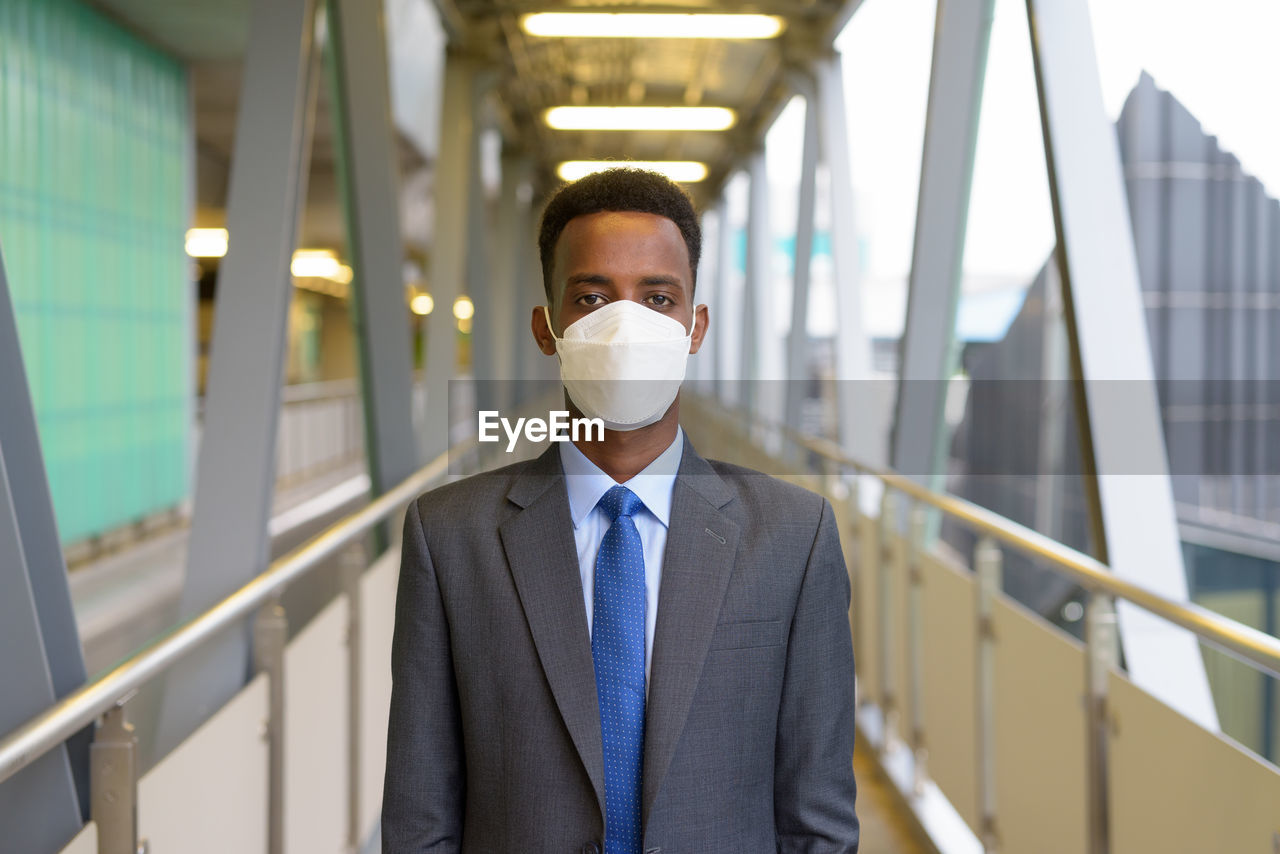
0, 0, 190, 543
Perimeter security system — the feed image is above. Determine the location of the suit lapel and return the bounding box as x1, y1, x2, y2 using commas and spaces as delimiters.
642, 438, 739, 827
499, 446, 606, 816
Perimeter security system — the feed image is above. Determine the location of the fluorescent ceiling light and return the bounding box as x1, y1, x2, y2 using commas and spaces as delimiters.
522, 12, 784, 39
545, 106, 735, 132
291, 249, 341, 279
558, 161, 708, 183
185, 228, 228, 258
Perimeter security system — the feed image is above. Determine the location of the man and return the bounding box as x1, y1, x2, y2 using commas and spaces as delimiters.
383, 169, 859, 853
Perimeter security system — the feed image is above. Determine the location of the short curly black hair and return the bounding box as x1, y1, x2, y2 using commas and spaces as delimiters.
537, 168, 701, 301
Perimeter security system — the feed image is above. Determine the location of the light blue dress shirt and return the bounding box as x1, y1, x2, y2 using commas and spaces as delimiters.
559, 428, 683, 686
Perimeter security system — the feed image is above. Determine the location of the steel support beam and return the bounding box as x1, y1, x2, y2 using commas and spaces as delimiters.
690, 209, 719, 389
1025, 0, 1218, 729
467, 124, 497, 414
741, 150, 774, 419
154, 0, 321, 760
0, 249, 85, 851
491, 151, 523, 412
423, 51, 478, 457
712, 197, 734, 403
815, 54, 877, 463
326, 0, 421, 495
891, 0, 994, 488
785, 85, 820, 431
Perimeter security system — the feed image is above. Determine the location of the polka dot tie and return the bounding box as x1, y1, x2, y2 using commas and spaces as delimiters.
592, 485, 646, 854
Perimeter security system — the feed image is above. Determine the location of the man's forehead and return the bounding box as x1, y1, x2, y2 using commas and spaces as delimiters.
555, 211, 689, 268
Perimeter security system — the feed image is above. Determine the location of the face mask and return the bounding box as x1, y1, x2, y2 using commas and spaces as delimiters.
543, 300, 697, 431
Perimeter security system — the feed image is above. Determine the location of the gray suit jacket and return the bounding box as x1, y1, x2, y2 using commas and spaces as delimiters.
382, 434, 859, 853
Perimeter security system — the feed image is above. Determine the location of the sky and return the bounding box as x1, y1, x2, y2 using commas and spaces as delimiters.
818, 0, 1280, 285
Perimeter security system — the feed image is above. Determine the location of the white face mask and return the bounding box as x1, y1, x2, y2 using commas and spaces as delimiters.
543, 300, 698, 431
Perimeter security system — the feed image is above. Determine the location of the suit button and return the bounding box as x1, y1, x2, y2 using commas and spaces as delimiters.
581, 844, 600, 854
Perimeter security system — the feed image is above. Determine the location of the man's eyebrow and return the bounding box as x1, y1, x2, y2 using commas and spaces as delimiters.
564, 273, 613, 287
638, 275, 682, 287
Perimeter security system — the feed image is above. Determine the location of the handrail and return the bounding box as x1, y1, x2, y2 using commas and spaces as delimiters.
733, 408, 1280, 681
0, 446, 455, 786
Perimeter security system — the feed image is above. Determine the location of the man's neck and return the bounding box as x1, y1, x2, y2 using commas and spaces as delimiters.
569, 398, 681, 483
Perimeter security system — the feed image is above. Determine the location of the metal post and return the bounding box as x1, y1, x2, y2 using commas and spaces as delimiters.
712, 196, 734, 405
849, 478, 860, 711
785, 80, 820, 434
975, 537, 1001, 853
741, 149, 772, 422
814, 53, 877, 466
1024, 0, 1218, 729
154, 0, 320, 763
861, 477, 878, 716
878, 490, 899, 750
423, 50, 479, 458
91, 705, 141, 854
342, 550, 364, 853
891, 0, 995, 490
907, 503, 929, 794
326, 0, 421, 496
1084, 591, 1116, 854
255, 600, 288, 854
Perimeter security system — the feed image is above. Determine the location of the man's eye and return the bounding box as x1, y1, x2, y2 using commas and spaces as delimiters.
647, 294, 672, 306
578, 294, 605, 306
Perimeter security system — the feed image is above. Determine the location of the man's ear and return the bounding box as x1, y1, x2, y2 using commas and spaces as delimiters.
689, 304, 710, 354
531, 305, 557, 356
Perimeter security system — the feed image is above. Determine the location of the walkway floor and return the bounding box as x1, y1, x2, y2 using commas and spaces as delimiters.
854, 735, 936, 854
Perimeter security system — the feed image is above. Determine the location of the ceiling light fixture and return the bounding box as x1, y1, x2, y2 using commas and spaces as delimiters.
453, 296, 475, 321
411, 293, 435, 316
557, 161, 708, 183
185, 228, 228, 258
545, 106, 735, 132
291, 249, 341, 279
521, 12, 785, 39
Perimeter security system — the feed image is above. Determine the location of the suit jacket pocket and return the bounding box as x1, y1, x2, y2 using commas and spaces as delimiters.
708, 619, 783, 651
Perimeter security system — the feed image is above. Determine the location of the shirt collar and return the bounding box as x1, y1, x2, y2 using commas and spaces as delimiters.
559, 427, 684, 530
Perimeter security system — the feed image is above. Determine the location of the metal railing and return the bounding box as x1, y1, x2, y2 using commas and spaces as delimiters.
688, 397, 1280, 854
0, 445, 459, 854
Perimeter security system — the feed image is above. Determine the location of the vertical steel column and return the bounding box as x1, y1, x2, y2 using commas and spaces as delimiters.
877, 490, 899, 750
846, 473, 864, 708
341, 550, 363, 854
467, 114, 497, 414
712, 197, 734, 403
1025, 0, 1218, 729
254, 599, 289, 854
326, 0, 420, 494
740, 150, 772, 420
91, 705, 140, 854
0, 443, 83, 851
0, 244, 90, 823
1084, 591, 1117, 854
423, 51, 478, 457
891, 0, 995, 489
785, 84, 821, 432
906, 503, 929, 793
975, 537, 1001, 853
492, 151, 529, 413
814, 54, 877, 464
154, 0, 320, 762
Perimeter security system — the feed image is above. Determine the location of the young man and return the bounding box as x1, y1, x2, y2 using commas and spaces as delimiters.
382, 169, 859, 853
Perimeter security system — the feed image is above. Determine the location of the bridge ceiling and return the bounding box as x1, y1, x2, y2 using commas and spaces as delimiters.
453, 0, 856, 201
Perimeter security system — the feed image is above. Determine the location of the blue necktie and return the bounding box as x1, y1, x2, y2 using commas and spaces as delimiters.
592, 485, 647, 854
